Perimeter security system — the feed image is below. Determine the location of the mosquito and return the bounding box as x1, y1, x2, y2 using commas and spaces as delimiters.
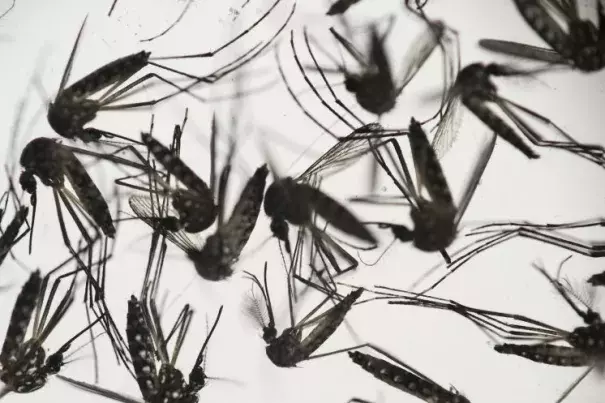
479, 0, 605, 72
42, 0, 296, 144
59, 296, 224, 403
288, 16, 456, 192
350, 116, 496, 265
368, 261, 605, 402
348, 344, 471, 403
0, 256, 108, 398
243, 262, 364, 367
429, 61, 605, 164
129, 127, 269, 282
261, 123, 381, 286
418, 217, 605, 294
300, 7, 458, 126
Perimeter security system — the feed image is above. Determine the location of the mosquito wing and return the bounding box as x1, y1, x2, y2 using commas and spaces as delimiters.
398, 20, 445, 89
129, 194, 203, 255
296, 124, 388, 181
478, 39, 568, 64
431, 96, 464, 160
454, 131, 496, 226
408, 119, 454, 206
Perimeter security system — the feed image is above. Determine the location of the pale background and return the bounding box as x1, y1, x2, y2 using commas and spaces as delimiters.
0, 0, 604, 402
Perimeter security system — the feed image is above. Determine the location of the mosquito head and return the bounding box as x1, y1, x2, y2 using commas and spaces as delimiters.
18, 171, 36, 196
44, 349, 67, 375
262, 325, 277, 343
188, 366, 207, 393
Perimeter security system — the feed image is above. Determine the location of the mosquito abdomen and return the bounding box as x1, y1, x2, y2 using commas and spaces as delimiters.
64, 158, 115, 237
126, 296, 159, 401
300, 288, 364, 357
61, 51, 151, 101
141, 132, 213, 198
300, 184, 376, 244
0, 271, 42, 364
462, 97, 539, 159
494, 343, 590, 367
348, 351, 467, 403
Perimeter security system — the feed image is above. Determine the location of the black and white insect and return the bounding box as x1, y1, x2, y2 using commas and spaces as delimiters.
58, 226, 225, 403
0, 257, 107, 398
43, 0, 296, 144
296, 7, 458, 129
368, 259, 605, 402
261, 123, 382, 288
59, 295, 224, 403
429, 62, 605, 164
244, 262, 364, 368
351, 116, 496, 265
129, 125, 269, 282
479, 0, 605, 72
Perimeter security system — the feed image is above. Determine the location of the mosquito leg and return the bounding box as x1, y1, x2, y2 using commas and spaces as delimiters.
290, 31, 357, 131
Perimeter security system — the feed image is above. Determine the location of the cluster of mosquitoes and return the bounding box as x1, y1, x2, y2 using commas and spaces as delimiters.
1, 0, 605, 402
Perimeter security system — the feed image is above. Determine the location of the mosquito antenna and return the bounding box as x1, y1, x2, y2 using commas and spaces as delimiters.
193, 306, 224, 369
139, 0, 194, 43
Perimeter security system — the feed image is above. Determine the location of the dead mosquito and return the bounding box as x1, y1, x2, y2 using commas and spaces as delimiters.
368, 259, 605, 402
350, 116, 496, 265
260, 123, 381, 287
41, 0, 296, 144
59, 295, 224, 403
429, 61, 605, 164
129, 118, 268, 282
479, 0, 605, 72
243, 262, 365, 368
0, 256, 108, 398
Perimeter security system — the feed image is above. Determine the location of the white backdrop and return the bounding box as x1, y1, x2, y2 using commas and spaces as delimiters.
0, 0, 604, 402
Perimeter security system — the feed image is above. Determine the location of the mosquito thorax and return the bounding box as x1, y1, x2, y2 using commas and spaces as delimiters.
48, 98, 98, 140
456, 63, 495, 96
410, 203, 457, 251
568, 323, 605, 353
568, 21, 598, 49
347, 72, 397, 115
19, 138, 67, 187
263, 180, 290, 219
172, 190, 217, 233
